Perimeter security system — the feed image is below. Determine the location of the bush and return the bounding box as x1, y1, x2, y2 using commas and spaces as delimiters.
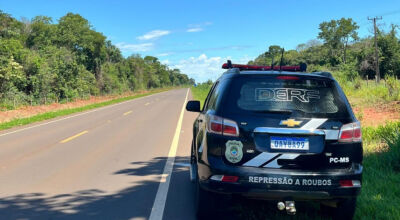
385, 75, 400, 100
363, 121, 400, 145
334, 63, 359, 82
0, 87, 30, 109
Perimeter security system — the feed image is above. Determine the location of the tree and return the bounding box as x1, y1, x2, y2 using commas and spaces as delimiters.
0, 10, 23, 39
0, 11, 193, 108
264, 45, 282, 65
27, 16, 55, 49
249, 45, 283, 65
0, 56, 25, 94
377, 25, 400, 78
318, 18, 359, 64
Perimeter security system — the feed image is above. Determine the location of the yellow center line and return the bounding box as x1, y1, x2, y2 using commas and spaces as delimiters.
60, 130, 89, 144
123, 110, 133, 116
145, 102, 150, 106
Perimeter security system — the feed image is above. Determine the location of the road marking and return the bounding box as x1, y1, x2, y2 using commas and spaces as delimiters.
60, 130, 88, 144
145, 102, 150, 106
123, 111, 132, 116
0, 91, 168, 138
149, 89, 189, 220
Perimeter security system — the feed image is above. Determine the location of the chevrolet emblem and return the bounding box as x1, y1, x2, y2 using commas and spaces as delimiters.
280, 119, 302, 127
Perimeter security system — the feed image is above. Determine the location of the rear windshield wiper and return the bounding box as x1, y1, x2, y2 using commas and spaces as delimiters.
251, 110, 293, 114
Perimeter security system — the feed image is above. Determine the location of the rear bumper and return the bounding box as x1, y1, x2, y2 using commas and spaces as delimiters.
198, 157, 362, 201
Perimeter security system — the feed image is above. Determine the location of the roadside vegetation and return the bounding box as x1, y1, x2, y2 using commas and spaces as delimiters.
247, 19, 400, 111
190, 81, 213, 109
0, 11, 194, 110
0, 88, 170, 131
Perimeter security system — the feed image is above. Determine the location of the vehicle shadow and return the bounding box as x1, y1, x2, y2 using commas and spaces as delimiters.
0, 156, 192, 220
0, 155, 335, 220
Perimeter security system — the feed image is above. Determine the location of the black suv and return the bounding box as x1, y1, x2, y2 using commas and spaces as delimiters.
186, 61, 362, 219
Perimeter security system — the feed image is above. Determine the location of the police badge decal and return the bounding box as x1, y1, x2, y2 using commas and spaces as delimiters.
225, 140, 243, 163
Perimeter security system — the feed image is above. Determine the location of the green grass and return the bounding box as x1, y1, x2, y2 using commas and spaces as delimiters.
333, 73, 400, 108
356, 123, 400, 219
191, 84, 212, 109
190, 85, 400, 219
0, 88, 172, 131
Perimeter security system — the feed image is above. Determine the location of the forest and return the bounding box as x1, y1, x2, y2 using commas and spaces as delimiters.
248, 18, 400, 91
0, 11, 194, 109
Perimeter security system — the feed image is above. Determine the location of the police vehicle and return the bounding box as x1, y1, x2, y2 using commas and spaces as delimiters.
186, 61, 363, 219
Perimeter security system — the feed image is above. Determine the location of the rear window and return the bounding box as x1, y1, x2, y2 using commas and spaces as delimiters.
225, 75, 350, 118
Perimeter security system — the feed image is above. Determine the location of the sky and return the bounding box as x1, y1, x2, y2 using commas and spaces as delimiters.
1, 0, 400, 82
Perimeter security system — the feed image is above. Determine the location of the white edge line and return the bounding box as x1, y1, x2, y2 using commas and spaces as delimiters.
149, 88, 189, 220
0, 91, 169, 138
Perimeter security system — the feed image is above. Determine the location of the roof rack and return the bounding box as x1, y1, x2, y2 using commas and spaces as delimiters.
222, 60, 307, 72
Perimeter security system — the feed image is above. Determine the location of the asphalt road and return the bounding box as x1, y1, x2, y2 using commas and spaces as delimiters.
0, 88, 198, 220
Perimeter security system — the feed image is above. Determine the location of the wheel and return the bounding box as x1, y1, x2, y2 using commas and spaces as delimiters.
190, 141, 198, 182
333, 198, 357, 220
321, 198, 357, 220
195, 180, 219, 219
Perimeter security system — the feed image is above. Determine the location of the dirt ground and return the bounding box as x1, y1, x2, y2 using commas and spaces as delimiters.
353, 101, 400, 127
0, 91, 148, 124
1, 92, 399, 127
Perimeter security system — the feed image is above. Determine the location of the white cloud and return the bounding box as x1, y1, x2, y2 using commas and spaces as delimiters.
116, 42, 154, 52
157, 53, 172, 57
170, 54, 254, 83
186, 27, 203, 33
186, 22, 212, 33
137, 30, 171, 40
161, 60, 170, 65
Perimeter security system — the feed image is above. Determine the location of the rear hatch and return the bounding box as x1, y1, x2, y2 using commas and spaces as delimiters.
217, 74, 360, 171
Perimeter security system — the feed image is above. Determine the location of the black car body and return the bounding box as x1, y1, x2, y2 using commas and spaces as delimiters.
186, 62, 363, 219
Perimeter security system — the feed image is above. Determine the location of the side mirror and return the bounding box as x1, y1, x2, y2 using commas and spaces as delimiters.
186, 100, 201, 112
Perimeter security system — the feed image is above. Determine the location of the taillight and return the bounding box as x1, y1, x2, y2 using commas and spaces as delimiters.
210, 175, 239, 183
338, 121, 362, 142
339, 180, 361, 187
206, 115, 239, 136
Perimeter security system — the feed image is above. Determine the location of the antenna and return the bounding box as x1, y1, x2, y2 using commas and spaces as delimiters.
279, 48, 285, 71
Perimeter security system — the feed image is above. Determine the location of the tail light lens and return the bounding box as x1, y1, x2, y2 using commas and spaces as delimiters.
206, 115, 239, 137
339, 180, 361, 187
221, 175, 239, 182
338, 121, 362, 142
210, 175, 239, 183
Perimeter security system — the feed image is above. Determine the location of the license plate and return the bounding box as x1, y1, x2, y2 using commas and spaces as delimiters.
270, 136, 309, 150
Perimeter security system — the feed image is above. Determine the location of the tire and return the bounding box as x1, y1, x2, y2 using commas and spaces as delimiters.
190, 141, 198, 183
195, 181, 219, 219
322, 198, 357, 220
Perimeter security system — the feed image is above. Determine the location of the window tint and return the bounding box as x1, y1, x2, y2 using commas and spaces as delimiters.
203, 82, 219, 111
207, 84, 219, 110
226, 75, 350, 118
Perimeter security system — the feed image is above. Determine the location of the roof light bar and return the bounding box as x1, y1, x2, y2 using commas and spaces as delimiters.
222, 61, 307, 72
